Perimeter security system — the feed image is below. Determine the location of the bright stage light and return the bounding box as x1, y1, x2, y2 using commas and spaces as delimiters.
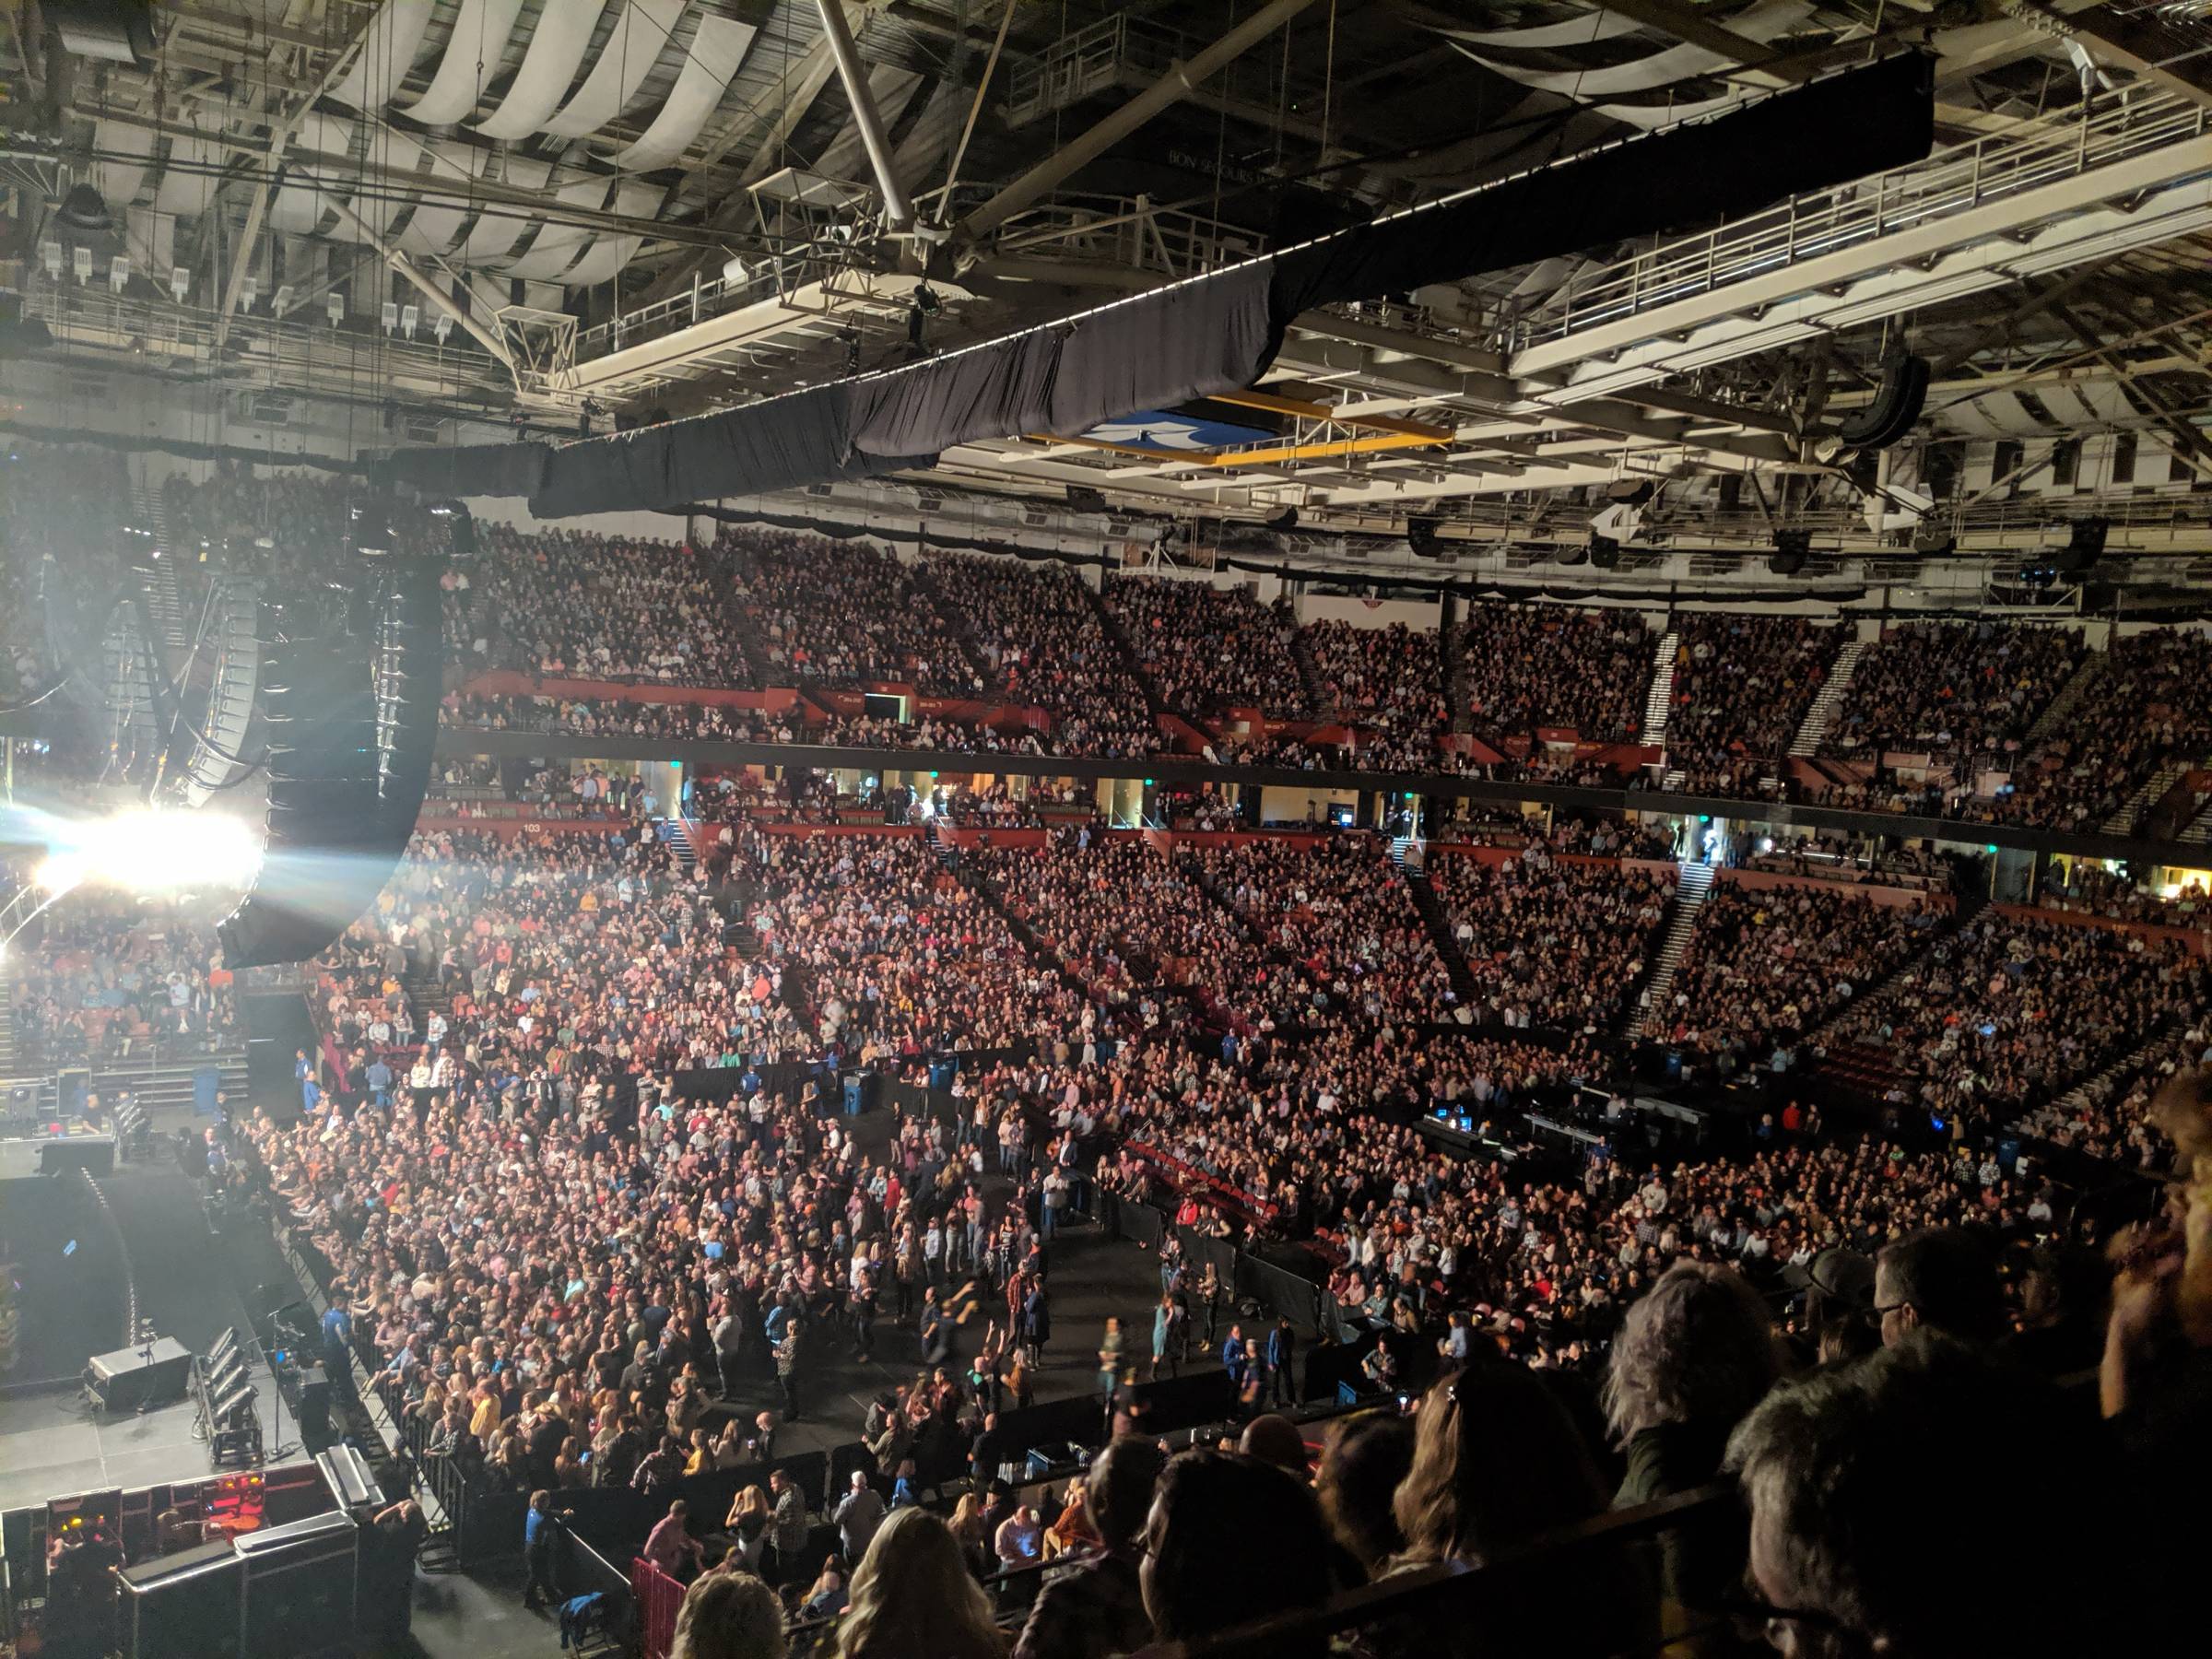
36, 810, 262, 897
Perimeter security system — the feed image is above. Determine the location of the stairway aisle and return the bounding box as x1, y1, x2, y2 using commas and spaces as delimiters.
1286, 620, 1331, 714
905, 559, 1000, 689
1641, 629, 1681, 747
655, 817, 700, 876
1623, 862, 1712, 1042
2102, 758, 2192, 835
1399, 852, 1480, 1006
2026, 653, 2106, 745
1790, 639, 1865, 756
1080, 576, 1194, 735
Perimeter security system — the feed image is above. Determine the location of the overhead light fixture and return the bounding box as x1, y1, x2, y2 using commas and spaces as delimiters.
400, 304, 419, 337
432, 313, 453, 345
721, 254, 749, 286
170, 266, 190, 302
40, 241, 62, 280
380, 301, 400, 335
72, 246, 93, 284
327, 291, 346, 326
273, 283, 294, 314
240, 276, 257, 312
109, 255, 129, 294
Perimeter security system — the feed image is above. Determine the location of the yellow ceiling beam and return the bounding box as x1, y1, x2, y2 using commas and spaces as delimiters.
1191, 430, 1453, 470
1207, 388, 1455, 441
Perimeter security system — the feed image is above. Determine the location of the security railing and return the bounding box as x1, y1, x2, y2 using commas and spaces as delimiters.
1509, 85, 2212, 347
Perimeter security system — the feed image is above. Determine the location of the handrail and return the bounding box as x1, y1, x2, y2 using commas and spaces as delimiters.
1510, 84, 2209, 347
1128, 1483, 1736, 1657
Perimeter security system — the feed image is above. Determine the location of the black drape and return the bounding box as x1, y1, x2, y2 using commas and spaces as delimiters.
1268, 53, 1934, 317
393, 55, 1936, 518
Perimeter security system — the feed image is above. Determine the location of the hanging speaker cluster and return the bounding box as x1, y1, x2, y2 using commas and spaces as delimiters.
1836, 350, 1932, 451
216, 514, 446, 969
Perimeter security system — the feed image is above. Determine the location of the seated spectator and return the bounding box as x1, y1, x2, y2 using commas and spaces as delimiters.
1669, 615, 1841, 776
670, 1569, 786, 1659
1105, 576, 1311, 722
1603, 1262, 1785, 1615
1724, 1334, 2113, 1656
1825, 620, 2084, 761
1874, 1228, 2006, 1347
836, 1509, 1005, 1659
1313, 1413, 1418, 1577
1137, 1450, 1338, 1657
1015, 1436, 1168, 1659
1458, 604, 1652, 743
1391, 1362, 1653, 1655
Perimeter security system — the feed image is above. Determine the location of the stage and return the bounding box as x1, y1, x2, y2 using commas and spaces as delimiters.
0, 1356, 287, 1512
0, 1118, 306, 1512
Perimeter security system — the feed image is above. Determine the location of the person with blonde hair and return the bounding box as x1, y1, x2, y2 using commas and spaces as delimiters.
668, 1567, 785, 1659
836, 1509, 1004, 1659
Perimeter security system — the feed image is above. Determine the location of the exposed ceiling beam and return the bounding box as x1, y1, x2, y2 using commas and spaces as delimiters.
2050, 299, 2212, 478
321, 194, 513, 371
954, 0, 1330, 245
815, 0, 916, 230
2030, 1, 2212, 110
213, 16, 376, 358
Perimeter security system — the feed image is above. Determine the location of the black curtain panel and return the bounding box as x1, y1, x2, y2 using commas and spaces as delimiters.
382, 440, 550, 499
1267, 53, 1935, 318
394, 55, 1936, 517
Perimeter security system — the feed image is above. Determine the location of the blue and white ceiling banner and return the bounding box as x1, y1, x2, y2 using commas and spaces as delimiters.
1082, 410, 1277, 453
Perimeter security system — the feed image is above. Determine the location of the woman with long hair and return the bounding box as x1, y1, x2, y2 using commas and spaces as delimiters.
836, 1510, 1004, 1659
1391, 1361, 1653, 1656
668, 1568, 785, 1659
724, 1484, 771, 1573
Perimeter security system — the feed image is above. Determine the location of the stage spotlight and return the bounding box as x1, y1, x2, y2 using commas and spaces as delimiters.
31, 810, 261, 898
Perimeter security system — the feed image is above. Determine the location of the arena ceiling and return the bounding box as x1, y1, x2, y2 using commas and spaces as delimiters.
6, 0, 2212, 553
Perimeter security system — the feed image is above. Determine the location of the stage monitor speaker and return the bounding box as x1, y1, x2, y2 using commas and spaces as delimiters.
294, 1365, 332, 1442
118, 1538, 242, 1659
88, 1336, 193, 1411
235, 1511, 359, 1659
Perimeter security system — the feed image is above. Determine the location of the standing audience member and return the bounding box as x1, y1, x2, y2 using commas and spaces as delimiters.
835, 1471, 888, 1563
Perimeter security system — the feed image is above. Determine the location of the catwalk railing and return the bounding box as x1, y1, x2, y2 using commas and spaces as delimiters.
1511, 83, 2210, 345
